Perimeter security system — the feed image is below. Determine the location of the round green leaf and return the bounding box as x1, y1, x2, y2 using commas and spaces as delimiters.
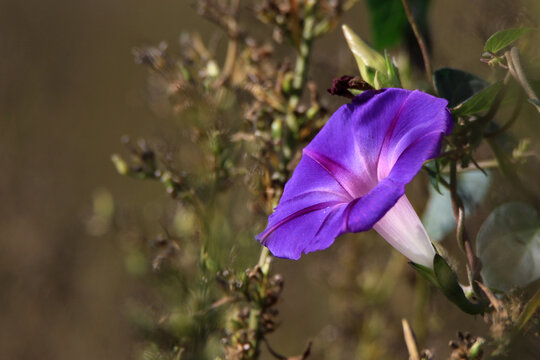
477, 202, 540, 291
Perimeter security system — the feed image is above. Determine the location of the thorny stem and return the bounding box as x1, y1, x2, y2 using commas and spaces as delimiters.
506, 47, 540, 113
247, 307, 262, 357
400, 0, 433, 87
248, 4, 319, 356
285, 0, 317, 133
246, 247, 272, 358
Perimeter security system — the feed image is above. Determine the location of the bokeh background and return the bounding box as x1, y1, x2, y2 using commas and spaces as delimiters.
1, 1, 539, 359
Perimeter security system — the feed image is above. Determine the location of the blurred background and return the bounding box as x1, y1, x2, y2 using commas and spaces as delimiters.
1, 1, 539, 359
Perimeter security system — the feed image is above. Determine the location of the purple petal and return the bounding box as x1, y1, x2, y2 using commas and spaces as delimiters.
255, 153, 351, 259
256, 88, 453, 262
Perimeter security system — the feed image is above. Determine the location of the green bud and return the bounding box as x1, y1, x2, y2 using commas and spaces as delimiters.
342, 25, 401, 89
306, 104, 319, 121
206, 60, 220, 78
281, 72, 293, 95
178, 62, 192, 81
313, 19, 331, 37
271, 118, 283, 140
111, 154, 129, 175
342, 25, 387, 89
468, 337, 485, 359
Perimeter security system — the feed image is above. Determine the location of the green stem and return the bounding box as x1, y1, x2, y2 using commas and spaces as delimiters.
400, 0, 433, 87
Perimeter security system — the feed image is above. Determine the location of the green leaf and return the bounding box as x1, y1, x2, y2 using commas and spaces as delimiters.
434, 68, 489, 108
451, 81, 504, 116
484, 27, 533, 54
477, 202, 540, 292
518, 288, 540, 331
433, 255, 486, 314
365, 0, 431, 51
423, 170, 491, 242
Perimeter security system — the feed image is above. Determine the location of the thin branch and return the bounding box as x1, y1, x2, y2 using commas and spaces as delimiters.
449, 160, 483, 295
485, 96, 524, 138
263, 338, 312, 360
214, 0, 240, 87
400, 0, 433, 87
478, 70, 512, 127
506, 47, 540, 113
402, 319, 420, 360
476, 281, 504, 313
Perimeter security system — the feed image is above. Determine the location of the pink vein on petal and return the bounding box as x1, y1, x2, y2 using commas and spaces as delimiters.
259, 201, 343, 245
303, 148, 357, 199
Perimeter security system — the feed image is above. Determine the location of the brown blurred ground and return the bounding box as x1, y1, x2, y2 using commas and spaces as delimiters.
1, 1, 538, 359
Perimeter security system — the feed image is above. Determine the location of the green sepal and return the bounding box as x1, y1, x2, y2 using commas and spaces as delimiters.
433, 254, 487, 314
384, 50, 402, 88
409, 262, 438, 287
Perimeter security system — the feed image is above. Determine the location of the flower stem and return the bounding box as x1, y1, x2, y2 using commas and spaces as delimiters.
449, 161, 483, 296
400, 0, 433, 87
258, 246, 271, 274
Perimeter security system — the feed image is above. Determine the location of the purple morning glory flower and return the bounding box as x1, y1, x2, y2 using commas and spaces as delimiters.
256, 88, 453, 268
